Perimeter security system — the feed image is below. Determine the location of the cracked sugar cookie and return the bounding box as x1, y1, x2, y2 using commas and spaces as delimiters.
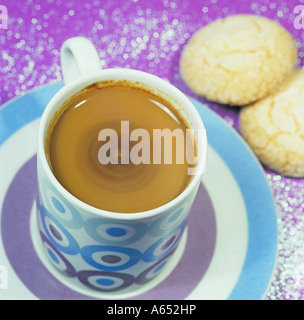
239, 70, 304, 177
180, 14, 297, 106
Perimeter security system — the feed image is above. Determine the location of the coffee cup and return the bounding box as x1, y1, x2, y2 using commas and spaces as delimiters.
36, 37, 207, 295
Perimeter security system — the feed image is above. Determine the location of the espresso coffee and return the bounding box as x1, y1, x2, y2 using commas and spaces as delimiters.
46, 81, 196, 213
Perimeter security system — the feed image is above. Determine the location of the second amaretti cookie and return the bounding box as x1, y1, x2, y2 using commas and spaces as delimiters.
180, 14, 297, 106
239, 70, 304, 177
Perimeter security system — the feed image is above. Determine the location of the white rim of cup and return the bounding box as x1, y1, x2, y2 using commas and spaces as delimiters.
38, 40, 207, 221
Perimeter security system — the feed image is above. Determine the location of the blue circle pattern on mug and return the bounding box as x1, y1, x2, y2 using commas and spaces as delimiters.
39, 203, 80, 255
136, 251, 174, 284
84, 218, 147, 246
37, 177, 190, 292
148, 205, 188, 237
77, 270, 135, 292
143, 219, 188, 262
80, 245, 142, 271
39, 231, 77, 278
40, 182, 84, 229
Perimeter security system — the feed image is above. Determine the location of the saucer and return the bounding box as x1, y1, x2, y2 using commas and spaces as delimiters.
0, 83, 277, 300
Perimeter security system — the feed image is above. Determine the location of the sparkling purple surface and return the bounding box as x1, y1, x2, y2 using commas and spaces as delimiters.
0, 0, 304, 300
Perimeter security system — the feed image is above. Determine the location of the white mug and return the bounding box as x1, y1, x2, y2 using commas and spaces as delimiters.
36, 37, 207, 295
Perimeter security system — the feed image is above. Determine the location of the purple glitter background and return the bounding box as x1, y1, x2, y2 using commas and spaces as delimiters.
0, 0, 304, 300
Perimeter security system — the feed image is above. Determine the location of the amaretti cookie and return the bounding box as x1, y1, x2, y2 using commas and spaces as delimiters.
239, 70, 304, 177
180, 14, 297, 106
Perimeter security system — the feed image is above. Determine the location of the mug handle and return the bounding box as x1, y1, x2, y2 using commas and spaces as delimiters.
60, 37, 101, 85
